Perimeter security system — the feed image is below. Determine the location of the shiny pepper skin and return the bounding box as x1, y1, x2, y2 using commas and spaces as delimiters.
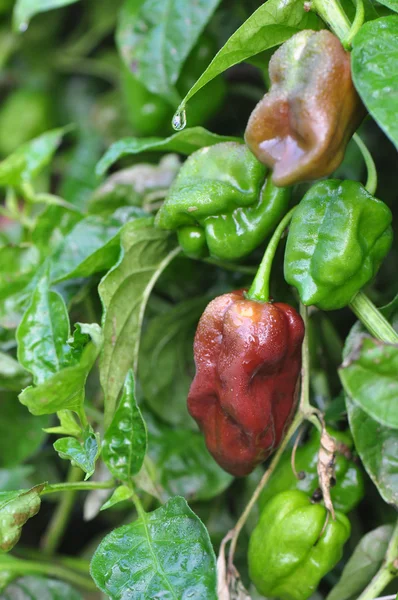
245, 30, 366, 186
187, 290, 304, 476
258, 427, 365, 513
249, 490, 351, 600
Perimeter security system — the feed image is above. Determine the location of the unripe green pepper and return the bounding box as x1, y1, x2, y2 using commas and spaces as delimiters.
156, 142, 290, 260
258, 427, 364, 513
249, 490, 351, 600
284, 180, 393, 310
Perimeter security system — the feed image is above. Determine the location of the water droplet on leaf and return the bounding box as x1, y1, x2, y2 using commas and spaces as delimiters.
19, 22, 28, 32
172, 107, 187, 131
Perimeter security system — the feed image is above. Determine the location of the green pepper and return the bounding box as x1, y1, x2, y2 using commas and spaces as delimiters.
258, 427, 364, 513
284, 180, 393, 310
122, 33, 226, 137
248, 490, 351, 600
155, 142, 290, 260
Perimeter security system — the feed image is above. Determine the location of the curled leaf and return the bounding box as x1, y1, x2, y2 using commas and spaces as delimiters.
317, 425, 336, 519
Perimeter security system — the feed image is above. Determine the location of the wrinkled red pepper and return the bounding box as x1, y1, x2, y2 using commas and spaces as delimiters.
187, 290, 304, 476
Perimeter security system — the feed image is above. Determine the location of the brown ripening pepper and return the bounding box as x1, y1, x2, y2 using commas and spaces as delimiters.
187, 290, 304, 476
245, 30, 366, 187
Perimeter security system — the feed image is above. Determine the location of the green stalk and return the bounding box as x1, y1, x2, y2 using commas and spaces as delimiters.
247, 207, 296, 303
310, 0, 351, 40
357, 520, 398, 600
349, 292, 398, 344
354, 133, 378, 195
42, 478, 115, 495
342, 0, 365, 47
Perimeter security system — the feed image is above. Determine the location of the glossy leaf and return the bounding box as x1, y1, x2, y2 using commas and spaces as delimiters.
0, 484, 44, 552
340, 336, 398, 429
0, 127, 70, 188
0, 392, 48, 467
100, 485, 132, 511
90, 496, 217, 599
96, 127, 240, 175
374, 0, 398, 11
19, 323, 103, 416
117, 0, 222, 102
352, 16, 398, 149
99, 219, 178, 425
31, 205, 83, 257
139, 296, 209, 427
175, 0, 321, 115
346, 396, 398, 506
147, 413, 233, 502
53, 427, 100, 480
0, 351, 31, 390
327, 525, 393, 600
103, 370, 147, 482
1, 575, 83, 599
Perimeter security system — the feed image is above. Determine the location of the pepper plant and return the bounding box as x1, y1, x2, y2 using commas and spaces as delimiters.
0, 0, 397, 599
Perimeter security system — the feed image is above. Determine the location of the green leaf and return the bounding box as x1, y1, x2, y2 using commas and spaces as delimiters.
44, 410, 82, 437
139, 296, 209, 427
175, 0, 321, 115
53, 427, 100, 480
346, 396, 398, 506
352, 16, 398, 149
1, 575, 83, 599
100, 484, 133, 511
103, 370, 147, 482
147, 412, 233, 502
0, 484, 44, 552
90, 496, 217, 599
117, 0, 222, 103
96, 127, 240, 175
99, 219, 178, 426
0, 351, 31, 390
32, 206, 83, 258
0, 127, 70, 188
339, 336, 398, 429
17, 268, 71, 384
0, 393, 48, 467
19, 323, 103, 416
374, 0, 398, 11
327, 524, 394, 600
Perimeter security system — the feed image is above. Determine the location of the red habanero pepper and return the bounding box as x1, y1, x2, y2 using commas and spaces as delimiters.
187, 290, 304, 476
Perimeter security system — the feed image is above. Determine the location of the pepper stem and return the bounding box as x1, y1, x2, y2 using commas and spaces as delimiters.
342, 0, 365, 48
349, 291, 398, 344
353, 133, 378, 195
310, 0, 351, 41
247, 207, 296, 303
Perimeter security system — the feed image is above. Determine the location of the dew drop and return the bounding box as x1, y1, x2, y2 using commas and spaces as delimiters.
19, 21, 28, 32
172, 107, 187, 131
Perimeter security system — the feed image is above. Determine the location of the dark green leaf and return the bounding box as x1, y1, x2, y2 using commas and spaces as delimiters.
90, 496, 217, 599
96, 127, 240, 175
327, 524, 394, 600
0, 484, 44, 552
99, 219, 178, 426
339, 336, 398, 429
139, 296, 209, 427
1, 575, 83, 599
0, 351, 31, 390
103, 370, 147, 482
19, 323, 103, 416
346, 396, 398, 506
117, 0, 222, 103
0, 127, 70, 187
53, 427, 100, 480
147, 413, 233, 502
175, 0, 321, 115
0, 393, 48, 467
352, 16, 398, 149
374, 0, 398, 11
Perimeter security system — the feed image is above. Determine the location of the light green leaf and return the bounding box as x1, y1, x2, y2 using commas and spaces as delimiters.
103, 370, 147, 482
327, 525, 394, 600
0, 352, 31, 390
175, 0, 321, 116
99, 219, 178, 426
1, 575, 83, 599
0, 127, 70, 188
352, 16, 398, 149
0, 484, 44, 552
96, 127, 240, 175
116, 0, 222, 103
346, 397, 398, 506
100, 485, 132, 511
90, 496, 217, 599
44, 410, 82, 437
19, 323, 103, 416
339, 336, 398, 429
139, 296, 209, 427
53, 427, 100, 480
